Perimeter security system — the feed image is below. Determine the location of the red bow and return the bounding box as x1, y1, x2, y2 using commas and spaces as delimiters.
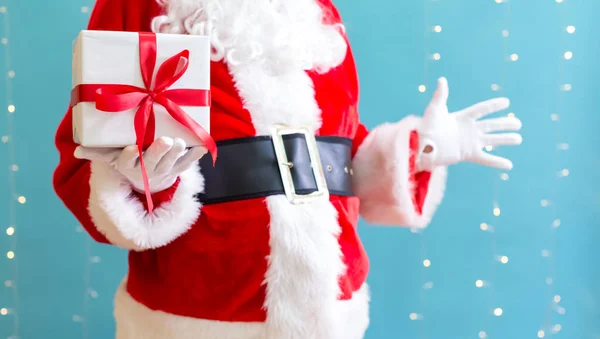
71, 32, 217, 213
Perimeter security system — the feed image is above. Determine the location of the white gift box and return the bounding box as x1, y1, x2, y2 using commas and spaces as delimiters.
71, 30, 211, 148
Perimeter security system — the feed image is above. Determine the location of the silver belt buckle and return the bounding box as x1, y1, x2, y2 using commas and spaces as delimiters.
271, 125, 329, 205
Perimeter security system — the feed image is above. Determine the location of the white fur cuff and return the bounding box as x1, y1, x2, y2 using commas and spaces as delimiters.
88, 162, 203, 250
352, 116, 447, 228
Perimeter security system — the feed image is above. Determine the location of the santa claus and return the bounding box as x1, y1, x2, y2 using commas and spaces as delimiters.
53, 0, 523, 338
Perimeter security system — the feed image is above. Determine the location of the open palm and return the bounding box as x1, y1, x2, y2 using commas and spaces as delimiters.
417, 77, 523, 171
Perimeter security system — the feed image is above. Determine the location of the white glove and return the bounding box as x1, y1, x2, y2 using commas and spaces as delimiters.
74, 137, 207, 193
417, 77, 523, 171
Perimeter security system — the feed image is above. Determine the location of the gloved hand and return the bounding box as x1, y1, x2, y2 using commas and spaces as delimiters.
417, 77, 523, 171
74, 137, 207, 193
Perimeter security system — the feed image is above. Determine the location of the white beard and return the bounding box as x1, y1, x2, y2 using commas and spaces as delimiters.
152, 0, 347, 75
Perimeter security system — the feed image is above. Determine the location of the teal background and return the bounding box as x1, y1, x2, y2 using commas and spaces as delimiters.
0, 0, 599, 338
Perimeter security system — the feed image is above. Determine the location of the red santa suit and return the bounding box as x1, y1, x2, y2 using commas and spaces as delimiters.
53, 0, 447, 338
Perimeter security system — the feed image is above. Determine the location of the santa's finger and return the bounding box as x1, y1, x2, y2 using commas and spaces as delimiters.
469, 152, 514, 170
117, 145, 142, 170
155, 138, 187, 174
74, 146, 120, 164
171, 146, 208, 173
476, 117, 522, 133
459, 97, 510, 120
141, 137, 175, 171
482, 133, 523, 147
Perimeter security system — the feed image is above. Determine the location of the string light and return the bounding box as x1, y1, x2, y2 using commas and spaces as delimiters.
1, 3, 20, 338
539, 2, 570, 334
480, 3, 513, 335
563, 51, 573, 60
493, 207, 501, 216
409, 312, 422, 321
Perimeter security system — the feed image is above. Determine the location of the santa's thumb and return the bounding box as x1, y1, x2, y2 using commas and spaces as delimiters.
423, 77, 449, 120
431, 77, 449, 107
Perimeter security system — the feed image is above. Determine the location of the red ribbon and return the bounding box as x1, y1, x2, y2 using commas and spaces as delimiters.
71, 32, 217, 213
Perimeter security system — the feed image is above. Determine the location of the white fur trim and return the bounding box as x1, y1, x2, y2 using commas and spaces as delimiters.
262, 197, 345, 339
335, 284, 370, 339
114, 279, 266, 339
114, 279, 370, 339
88, 162, 203, 250
227, 46, 350, 339
353, 116, 447, 228
214, 3, 350, 337
155, 1, 353, 337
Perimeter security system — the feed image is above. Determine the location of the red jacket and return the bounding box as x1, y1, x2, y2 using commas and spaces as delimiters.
53, 0, 445, 335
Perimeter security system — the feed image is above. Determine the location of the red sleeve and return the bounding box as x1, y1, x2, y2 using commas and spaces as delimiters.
52, 0, 162, 244
54, 108, 109, 243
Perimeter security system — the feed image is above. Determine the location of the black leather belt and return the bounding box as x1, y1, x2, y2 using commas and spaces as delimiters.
196, 134, 354, 205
